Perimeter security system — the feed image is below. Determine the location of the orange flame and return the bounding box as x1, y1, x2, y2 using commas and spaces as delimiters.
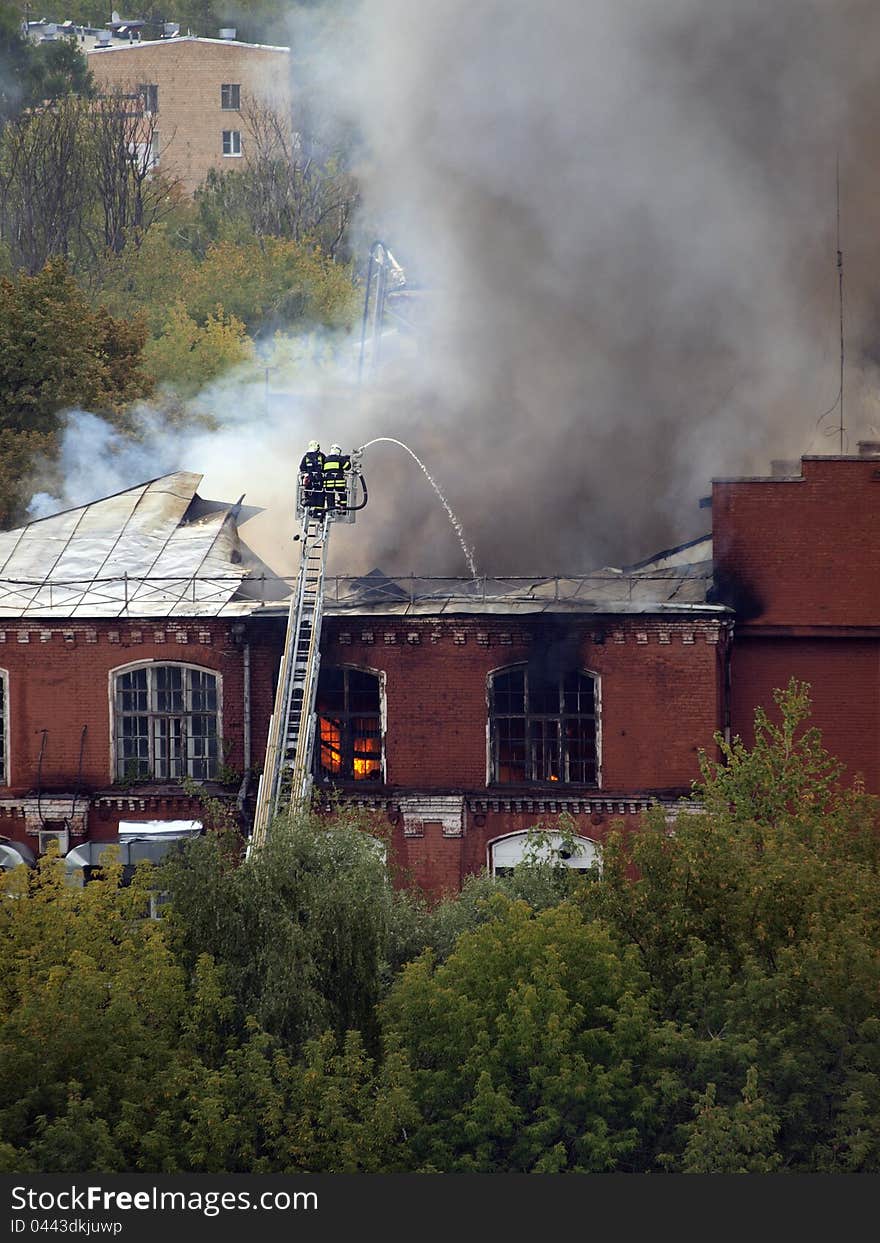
320, 718, 342, 773
319, 718, 380, 780
353, 733, 380, 780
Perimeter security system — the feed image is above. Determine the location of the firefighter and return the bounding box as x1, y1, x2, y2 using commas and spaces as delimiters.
299, 440, 325, 514
322, 443, 351, 511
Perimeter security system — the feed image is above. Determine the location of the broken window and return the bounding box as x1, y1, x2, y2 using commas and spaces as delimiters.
220, 83, 241, 110
114, 664, 219, 782
315, 666, 382, 783
489, 664, 598, 785
222, 129, 242, 156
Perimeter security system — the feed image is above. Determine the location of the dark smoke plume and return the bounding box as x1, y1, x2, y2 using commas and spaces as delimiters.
25, 2, 880, 581
316, 0, 880, 576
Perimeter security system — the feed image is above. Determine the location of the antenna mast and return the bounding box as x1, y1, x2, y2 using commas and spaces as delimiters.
837, 155, 845, 454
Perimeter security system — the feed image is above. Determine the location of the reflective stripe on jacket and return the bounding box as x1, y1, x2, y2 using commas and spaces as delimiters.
322, 455, 351, 488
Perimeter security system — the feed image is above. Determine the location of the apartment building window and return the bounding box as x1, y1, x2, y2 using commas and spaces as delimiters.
489, 664, 598, 785
138, 83, 158, 113
222, 130, 242, 156
221, 83, 241, 110
315, 666, 382, 783
113, 663, 220, 782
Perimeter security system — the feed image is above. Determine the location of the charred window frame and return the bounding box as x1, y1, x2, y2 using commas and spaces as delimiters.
489, 664, 598, 786
222, 129, 242, 156
221, 83, 241, 110
315, 666, 383, 784
113, 663, 220, 782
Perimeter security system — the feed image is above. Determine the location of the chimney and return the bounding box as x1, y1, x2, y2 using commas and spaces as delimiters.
770, 459, 799, 477
96, 29, 111, 45
218, 27, 236, 40
857, 440, 880, 458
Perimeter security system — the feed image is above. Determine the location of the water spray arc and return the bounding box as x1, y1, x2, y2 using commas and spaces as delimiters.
358, 436, 478, 579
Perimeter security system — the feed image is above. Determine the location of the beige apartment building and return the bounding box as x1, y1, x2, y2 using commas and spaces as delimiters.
88, 33, 290, 194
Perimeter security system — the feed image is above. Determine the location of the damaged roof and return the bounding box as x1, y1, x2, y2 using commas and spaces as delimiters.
0, 476, 724, 621
319, 534, 726, 618
0, 473, 287, 618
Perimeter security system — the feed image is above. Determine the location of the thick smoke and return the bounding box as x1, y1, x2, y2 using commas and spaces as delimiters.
331, 0, 880, 573
27, 2, 880, 577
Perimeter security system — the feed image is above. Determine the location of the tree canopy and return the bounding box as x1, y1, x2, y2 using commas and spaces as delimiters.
2, 682, 879, 1173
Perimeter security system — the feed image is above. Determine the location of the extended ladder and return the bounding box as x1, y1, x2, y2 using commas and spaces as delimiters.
250, 513, 329, 848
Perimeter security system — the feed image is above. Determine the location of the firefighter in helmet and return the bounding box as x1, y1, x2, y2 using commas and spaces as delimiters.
299, 440, 325, 514
322, 443, 351, 511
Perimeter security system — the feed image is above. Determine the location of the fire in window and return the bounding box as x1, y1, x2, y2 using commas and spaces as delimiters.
316, 667, 382, 782
221, 83, 241, 110
114, 664, 220, 782
489, 665, 598, 785
222, 129, 242, 156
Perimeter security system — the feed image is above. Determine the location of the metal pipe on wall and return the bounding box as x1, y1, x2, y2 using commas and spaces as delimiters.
243, 641, 251, 772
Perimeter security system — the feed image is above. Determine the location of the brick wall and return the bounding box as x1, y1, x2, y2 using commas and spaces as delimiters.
360, 801, 652, 899
713, 457, 880, 628
730, 636, 880, 791
88, 38, 290, 193
322, 614, 728, 794
0, 619, 244, 794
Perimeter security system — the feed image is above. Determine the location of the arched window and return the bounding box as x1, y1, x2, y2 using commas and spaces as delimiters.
315, 666, 383, 783
489, 664, 598, 785
489, 831, 600, 876
113, 663, 220, 781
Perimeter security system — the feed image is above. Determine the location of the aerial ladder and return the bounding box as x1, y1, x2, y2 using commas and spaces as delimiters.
249, 452, 368, 851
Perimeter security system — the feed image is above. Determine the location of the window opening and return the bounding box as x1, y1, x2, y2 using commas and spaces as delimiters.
115, 665, 219, 781
221, 83, 241, 110
316, 667, 382, 782
490, 665, 597, 784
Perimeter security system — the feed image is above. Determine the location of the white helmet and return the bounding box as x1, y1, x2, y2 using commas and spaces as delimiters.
330, 443, 342, 454
308, 439, 319, 451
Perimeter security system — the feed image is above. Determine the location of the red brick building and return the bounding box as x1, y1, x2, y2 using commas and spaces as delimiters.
0, 452, 877, 894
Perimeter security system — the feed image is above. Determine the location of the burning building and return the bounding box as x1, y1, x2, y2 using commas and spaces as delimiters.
0, 451, 876, 895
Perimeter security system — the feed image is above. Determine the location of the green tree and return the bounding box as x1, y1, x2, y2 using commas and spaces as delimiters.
25, 37, 94, 106
382, 894, 662, 1172
589, 680, 880, 1170
158, 809, 392, 1048
181, 236, 356, 335
0, 259, 152, 435
681, 1067, 782, 1173
0, 259, 152, 523
0, 7, 92, 127
0, 851, 194, 1171
144, 302, 252, 394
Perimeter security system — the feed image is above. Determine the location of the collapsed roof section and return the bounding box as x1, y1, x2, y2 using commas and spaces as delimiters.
0, 473, 288, 618
319, 535, 725, 618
